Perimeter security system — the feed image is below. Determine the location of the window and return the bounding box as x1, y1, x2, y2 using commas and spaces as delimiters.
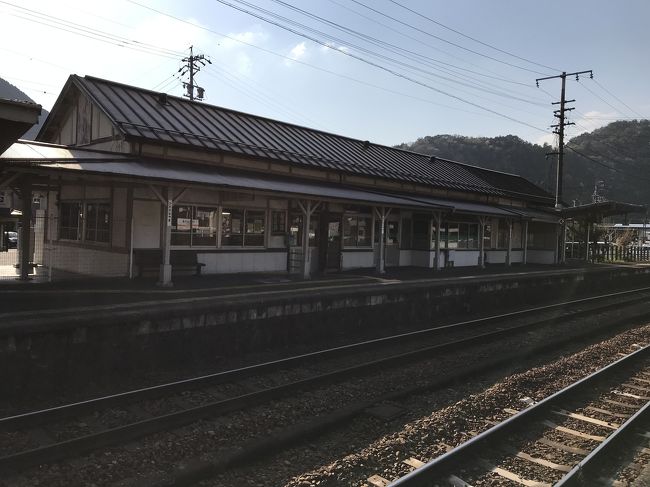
59, 201, 110, 243
59, 202, 82, 240
85, 203, 110, 243
193, 207, 218, 246
271, 211, 287, 235
289, 214, 318, 247
343, 215, 372, 247
445, 222, 479, 249
447, 223, 459, 249
483, 224, 493, 249
222, 208, 266, 247
171, 205, 219, 246
432, 222, 447, 249
374, 220, 399, 244
497, 221, 509, 248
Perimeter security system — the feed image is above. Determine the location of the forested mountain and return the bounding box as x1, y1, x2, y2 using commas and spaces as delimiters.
396, 120, 650, 208
0, 77, 49, 139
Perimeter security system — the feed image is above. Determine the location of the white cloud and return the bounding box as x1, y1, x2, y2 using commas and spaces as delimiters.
289, 42, 307, 60
284, 42, 307, 66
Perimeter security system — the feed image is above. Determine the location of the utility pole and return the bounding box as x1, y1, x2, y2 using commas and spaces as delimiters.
536, 70, 592, 208
180, 45, 211, 101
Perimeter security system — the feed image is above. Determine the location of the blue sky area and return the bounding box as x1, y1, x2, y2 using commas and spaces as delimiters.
1, 0, 648, 147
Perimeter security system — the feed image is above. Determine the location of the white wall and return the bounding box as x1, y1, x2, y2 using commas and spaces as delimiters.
526, 249, 555, 264
198, 251, 287, 274
450, 250, 480, 267
45, 244, 128, 277
485, 250, 507, 264
133, 200, 161, 249
341, 251, 374, 269
510, 250, 524, 264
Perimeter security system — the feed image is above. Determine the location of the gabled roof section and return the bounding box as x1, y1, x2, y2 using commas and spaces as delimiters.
39, 75, 554, 204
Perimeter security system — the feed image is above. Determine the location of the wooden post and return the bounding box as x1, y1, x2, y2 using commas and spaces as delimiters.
297, 200, 320, 280
433, 211, 441, 270
523, 220, 529, 265
18, 176, 32, 280
506, 219, 512, 266
158, 187, 173, 287
585, 222, 590, 262
374, 207, 391, 274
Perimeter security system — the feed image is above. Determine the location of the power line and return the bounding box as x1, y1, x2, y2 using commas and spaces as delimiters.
347, 0, 553, 76
229, 0, 549, 108
592, 79, 646, 119
576, 78, 628, 118
387, 0, 559, 73
215, 0, 548, 133
325, 0, 538, 88
1, 1, 185, 60
565, 145, 650, 184
125, 0, 536, 124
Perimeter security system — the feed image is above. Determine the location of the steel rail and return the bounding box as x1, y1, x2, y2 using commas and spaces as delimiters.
1, 292, 650, 473
555, 399, 650, 486
390, 344, 650, 486
2, 286, 649, 431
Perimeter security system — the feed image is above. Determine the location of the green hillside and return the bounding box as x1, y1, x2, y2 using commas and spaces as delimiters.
396, 120, 650, 208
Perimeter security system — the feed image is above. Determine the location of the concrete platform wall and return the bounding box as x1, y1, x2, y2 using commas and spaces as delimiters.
3, 266, 650, 395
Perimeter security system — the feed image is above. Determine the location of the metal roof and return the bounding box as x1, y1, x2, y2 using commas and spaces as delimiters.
0, 144, 449, 210
39, 75, 554, 204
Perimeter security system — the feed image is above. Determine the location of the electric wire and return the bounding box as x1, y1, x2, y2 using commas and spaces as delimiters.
387, 0, 559, 72
215, 0, 549, 133
126, 0, 542, 125
228, 0, 549, 108
347, 0, 553, 76
0, 1, 185, 60
592, 79, 646, 119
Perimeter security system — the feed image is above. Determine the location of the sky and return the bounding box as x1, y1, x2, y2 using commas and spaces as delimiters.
1, 0, 649, 148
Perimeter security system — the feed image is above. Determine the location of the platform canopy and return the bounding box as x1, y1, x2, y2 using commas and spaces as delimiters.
1, 141, 562, 219
561, 201, 647, 222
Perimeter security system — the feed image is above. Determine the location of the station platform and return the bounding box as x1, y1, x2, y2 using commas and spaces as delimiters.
0, 262, 646, 316
2, 262, 650, 395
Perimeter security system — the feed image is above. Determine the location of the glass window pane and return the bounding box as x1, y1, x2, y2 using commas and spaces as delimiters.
343, 216, 356, 247
60, 202, 81, 240
192, 207, 218, 246
171, 205, 192, 246
244, 210, 265, 247
484, 224, 492, 249
448, 223, 459, 249
386, 221, 399, 245
271, 211, 286, 235
221, 208, 243, 246
468, 223, 478, 249
357, 216, 371, 246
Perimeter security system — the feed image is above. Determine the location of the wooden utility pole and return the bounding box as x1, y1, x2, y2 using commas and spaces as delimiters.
536, 70, 592, 208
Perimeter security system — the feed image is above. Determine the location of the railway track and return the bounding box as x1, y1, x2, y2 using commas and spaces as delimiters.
2, 287, 650, 481
381, 343, 650, 487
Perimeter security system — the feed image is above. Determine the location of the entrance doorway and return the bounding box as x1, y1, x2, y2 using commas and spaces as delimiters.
319, 214, 341, 271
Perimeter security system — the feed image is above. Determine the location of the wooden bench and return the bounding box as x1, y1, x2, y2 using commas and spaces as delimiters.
134, 249, 206, 277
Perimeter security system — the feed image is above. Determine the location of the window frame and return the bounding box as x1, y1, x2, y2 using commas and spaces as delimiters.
58, 200, 111, 245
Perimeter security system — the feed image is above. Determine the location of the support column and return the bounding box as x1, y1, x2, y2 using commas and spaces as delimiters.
560, 219, 567, 264
478, 216, 488, 268
19, 177, 32, 280
433, 211, 441, 270
505, 219, 512, 267
158, 187, 173, 287
298, 200, 320, 280
523, 220, 529, 265
374, 207, 391, 274
585, 222, 591, 262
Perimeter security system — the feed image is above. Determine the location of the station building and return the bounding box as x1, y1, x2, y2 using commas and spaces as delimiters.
0, 75, 562, 285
